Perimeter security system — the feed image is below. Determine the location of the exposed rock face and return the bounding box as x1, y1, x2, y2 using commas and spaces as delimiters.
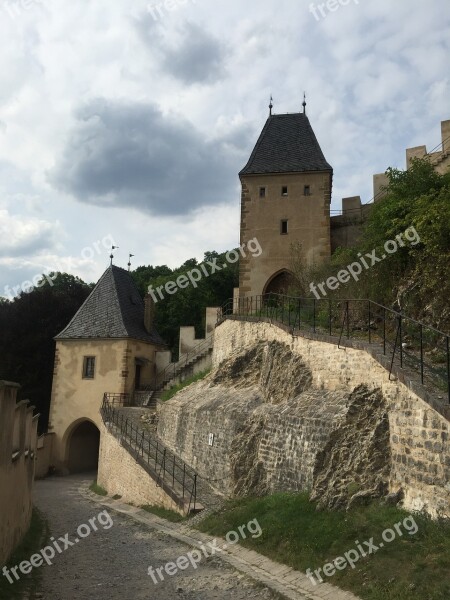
212, 340, 312, 404
310, 385, 391, 510
158, 340, 392, 510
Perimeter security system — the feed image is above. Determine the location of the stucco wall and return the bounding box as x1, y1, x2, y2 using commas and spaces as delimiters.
49, 337, 158, 470
0, 382, 38, 565
97, 422, 184, 515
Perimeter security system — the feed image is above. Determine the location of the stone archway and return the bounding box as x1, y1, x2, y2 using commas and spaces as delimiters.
263, 270, 294, 296
66, 420, 100, 473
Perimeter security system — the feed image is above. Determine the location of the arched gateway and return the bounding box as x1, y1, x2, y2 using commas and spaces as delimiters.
66, 420, 100, 473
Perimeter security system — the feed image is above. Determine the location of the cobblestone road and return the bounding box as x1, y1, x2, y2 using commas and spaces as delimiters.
32, 474, 279, 600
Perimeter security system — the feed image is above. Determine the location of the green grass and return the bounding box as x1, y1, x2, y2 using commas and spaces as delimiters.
89, 481, 108, 496
197, 493, 450, 600
141, 505, 186, 523
161, 369, 211, 402
0, 508, 49, 600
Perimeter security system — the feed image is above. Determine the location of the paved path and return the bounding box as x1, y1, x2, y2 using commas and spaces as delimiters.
30, 474, 361, 600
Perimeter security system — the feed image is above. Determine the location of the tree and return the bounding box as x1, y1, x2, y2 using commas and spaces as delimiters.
0, 273, 93, 432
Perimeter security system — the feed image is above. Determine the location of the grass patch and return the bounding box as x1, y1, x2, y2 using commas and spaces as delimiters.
197, 493, 450, 600
161, 369, 211, 402
0, 508, 49, 600
141, 505, 186, 523
89, 481, 107, 496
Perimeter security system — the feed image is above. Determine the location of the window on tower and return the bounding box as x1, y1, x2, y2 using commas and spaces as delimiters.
304, 185, 311, 196
280, 220, 288, 235
259, 187, 266, 198
281, 186, 288, 196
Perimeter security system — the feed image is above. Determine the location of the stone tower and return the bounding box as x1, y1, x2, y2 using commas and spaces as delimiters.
239, 104, 333, 298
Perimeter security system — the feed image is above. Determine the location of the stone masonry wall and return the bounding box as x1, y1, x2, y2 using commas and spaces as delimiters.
97, 422, 184, 515
158, 340, 392, 511
211, 320, 450, 517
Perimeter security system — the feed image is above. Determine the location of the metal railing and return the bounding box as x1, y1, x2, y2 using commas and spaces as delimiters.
100, 395, 198, 512
218, 293, 450, 404
155, 334, 213, 390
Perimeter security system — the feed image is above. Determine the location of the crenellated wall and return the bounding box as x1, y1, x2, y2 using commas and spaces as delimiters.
0, 381, 39, 565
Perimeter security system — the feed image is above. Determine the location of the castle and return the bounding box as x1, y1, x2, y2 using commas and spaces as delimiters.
40, 106, 449, 475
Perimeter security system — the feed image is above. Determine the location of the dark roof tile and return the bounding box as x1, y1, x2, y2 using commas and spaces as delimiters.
240, 113, 332, 176
56, 265, 166, 346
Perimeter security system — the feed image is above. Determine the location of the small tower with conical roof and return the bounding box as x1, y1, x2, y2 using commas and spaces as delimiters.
48, 265, 167, 473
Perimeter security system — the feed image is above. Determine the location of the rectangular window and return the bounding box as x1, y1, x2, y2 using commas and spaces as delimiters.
281, 186, 288, 196
304, 185, 311, 196
280, 220, 288, 235
82, 356, 96, 379
259, 187, 266, 198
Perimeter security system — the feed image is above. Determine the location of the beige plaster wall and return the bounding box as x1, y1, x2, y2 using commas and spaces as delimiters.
0, 382, 38, 565
49, 338, 158, 470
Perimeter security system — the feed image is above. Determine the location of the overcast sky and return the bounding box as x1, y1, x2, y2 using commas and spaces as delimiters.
0, 0, 449, 296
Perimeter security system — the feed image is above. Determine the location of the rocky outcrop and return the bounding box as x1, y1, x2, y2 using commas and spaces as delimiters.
311, 385, 391, 510
158, 340, 393, 510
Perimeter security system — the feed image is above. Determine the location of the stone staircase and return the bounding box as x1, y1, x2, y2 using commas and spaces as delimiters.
156, 335, 214, 391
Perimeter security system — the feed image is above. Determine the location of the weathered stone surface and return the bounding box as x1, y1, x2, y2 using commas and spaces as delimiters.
158, 339, 394, 511
311, 385, 391, 510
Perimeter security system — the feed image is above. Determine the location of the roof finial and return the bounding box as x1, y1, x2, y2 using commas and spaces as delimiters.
269, 95, 273, 116
128, 253, 135, 272
110, 245, 119, 266
302, 92, 307, 115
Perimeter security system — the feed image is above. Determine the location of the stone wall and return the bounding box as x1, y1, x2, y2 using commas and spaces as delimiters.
158, 340, 392, 511
157, 320, 449, 518
97, 422, 184, 515
0, 381, 38, 565
35, 433, 55, 479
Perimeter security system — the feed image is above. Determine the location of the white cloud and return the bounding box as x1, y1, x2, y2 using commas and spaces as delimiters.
0, 0, 448, 292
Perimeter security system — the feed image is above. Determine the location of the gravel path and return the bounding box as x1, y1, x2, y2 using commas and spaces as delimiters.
31, 474, 279, 600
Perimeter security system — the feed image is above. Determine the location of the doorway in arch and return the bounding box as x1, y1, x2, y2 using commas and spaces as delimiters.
67, 420, 100, 473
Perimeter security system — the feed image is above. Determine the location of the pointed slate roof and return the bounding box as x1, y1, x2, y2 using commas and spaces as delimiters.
56, 265, 166, 345
240, 112, 332, 176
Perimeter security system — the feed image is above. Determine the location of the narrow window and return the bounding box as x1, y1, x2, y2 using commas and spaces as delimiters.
304, 185, 311, 196
82, 356, 96, 379
259, 187, 266, 198
281, 186, 288, 196
280, 220, 288, 235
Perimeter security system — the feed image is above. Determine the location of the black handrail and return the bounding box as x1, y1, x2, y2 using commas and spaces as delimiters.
154, 334, 214, 390
218, 293, 450, 405
100, 396, 197, 513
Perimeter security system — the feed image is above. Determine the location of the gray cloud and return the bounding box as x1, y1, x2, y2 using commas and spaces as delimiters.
162, 22, 228, 84
50, 99, 246, 216
135, 15, 228, 85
